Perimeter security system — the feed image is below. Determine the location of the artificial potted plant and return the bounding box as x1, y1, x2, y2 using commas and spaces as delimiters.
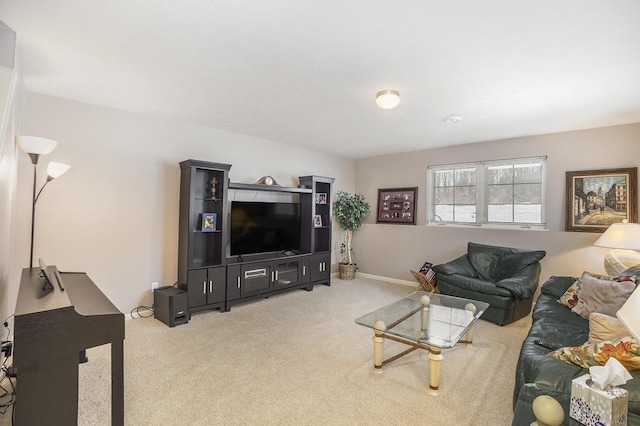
333, 191, 371, 280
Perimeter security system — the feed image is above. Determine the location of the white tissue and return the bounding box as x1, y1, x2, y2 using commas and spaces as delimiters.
589, 357, 633, 390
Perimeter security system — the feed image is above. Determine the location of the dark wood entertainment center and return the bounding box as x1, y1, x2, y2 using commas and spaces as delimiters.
177, 159, 334, 315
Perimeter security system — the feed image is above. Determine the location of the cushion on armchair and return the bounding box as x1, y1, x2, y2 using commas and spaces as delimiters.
466, 242, 546, 283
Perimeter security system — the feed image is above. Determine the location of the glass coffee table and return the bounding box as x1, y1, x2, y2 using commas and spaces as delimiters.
355, 291, 489, 395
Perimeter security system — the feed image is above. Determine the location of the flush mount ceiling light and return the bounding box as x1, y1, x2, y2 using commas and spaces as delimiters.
376, 90, 400, 110
445, 115, 463, 124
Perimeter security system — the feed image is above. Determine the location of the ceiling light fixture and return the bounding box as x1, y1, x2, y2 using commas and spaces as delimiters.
376, 90, 400, 110
445, 116, 463, 124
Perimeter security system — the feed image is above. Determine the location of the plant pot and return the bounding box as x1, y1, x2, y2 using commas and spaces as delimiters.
339, 263, 357, 280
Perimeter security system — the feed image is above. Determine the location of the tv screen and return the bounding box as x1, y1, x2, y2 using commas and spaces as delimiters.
230, 202, 301, 256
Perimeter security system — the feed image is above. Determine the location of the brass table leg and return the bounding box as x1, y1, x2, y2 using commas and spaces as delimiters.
373, 320, 386, 374
464, 303, 477, 347
428, 346, 443, 395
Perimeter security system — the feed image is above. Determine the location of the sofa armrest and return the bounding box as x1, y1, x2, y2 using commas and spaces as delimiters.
540, 276, 579, 298
433, 254, 478, 278
495, 263, 541, 300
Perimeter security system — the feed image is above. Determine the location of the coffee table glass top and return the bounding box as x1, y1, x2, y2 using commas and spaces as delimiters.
355, 291, 489, 349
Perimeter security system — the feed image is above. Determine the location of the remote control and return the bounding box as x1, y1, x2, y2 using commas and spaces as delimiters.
534, 339, 559, 351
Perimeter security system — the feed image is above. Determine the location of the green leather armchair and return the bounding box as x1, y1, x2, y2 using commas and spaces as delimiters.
433, 242, 546, 325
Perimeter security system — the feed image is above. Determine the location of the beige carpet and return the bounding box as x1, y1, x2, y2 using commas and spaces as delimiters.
3, 276, 531, 425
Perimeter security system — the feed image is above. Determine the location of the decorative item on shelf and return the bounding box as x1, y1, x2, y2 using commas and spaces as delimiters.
255, 176, 281, 186
209, 176, 218, 200
313, 215, 322, 228
565, 167, 637, 233
202, 213, 217, 232
333, 191, 371, 280
18, 135, 71, 268
314, 193, 327, 204
593, 220, 640, 275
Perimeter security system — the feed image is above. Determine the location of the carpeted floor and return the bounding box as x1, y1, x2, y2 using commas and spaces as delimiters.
2, 276, 531, 425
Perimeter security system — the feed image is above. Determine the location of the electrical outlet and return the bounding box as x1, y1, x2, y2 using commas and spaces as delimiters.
151, 282, 159, 291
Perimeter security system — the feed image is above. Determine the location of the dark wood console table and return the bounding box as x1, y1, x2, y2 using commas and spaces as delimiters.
14, 267, 125, 425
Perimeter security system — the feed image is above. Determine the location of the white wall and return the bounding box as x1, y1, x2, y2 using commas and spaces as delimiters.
354, 123, 640, 287
0, 65, 19, 325
13, 92, 640, 316
15, 92, 355, 314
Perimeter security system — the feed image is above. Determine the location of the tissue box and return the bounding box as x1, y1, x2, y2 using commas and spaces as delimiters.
570, 374, 628, 426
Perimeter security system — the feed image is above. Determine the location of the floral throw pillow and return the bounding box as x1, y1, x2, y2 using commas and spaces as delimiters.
548, 336, 640, 371
557, 279, 581, 308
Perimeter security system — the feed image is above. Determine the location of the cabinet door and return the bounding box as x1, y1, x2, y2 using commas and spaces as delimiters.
272, 259, 301, 290
206, 266, 226, 304
186, 268, 208, 308
300, 256, 311, 284
241, 261, 272, 297
226, 264, 242, 301
311, 253, 331, 282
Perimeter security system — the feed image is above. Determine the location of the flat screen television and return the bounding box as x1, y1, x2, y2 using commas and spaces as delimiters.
230, 201, 301, 256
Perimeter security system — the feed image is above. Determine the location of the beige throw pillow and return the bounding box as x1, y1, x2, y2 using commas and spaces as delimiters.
588, 312, 630, 343
571, 271, 636, 319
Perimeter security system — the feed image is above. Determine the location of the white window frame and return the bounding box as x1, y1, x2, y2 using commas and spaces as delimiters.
427, 156, 547, 229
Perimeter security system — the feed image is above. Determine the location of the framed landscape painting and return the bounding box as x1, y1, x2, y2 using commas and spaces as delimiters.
566, 167, 637, 233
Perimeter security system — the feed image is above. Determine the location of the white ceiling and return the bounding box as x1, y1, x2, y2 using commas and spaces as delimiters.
1, 1, 639, 159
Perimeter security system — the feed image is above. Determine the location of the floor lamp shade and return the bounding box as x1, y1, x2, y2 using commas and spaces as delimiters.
47, 161, 71, 179
18, 136, 58, 158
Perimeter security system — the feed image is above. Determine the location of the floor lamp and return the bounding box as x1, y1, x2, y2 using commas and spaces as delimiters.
18, 136, 70, 268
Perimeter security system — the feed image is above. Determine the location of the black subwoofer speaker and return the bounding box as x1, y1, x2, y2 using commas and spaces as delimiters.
154, 286, 188, 327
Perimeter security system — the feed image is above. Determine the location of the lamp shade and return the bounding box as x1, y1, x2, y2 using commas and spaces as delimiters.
594, 222, 640, 275
47, 162, 71, 179
617, 286, 640, 342
593, 222, 640, 250
376, 90, 400, 109
18, 136, 58, 155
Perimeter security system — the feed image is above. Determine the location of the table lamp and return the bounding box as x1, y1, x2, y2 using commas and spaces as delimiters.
593, 220, 640, 276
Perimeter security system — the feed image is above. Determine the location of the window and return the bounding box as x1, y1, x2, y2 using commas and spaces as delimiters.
427, 157, 546, 228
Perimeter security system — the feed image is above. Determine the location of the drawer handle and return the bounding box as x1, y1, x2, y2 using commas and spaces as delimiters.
245, 268, 267, 279
237, 277, 241, 289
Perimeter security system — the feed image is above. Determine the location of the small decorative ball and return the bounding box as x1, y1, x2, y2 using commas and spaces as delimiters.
420, 295, 431, 306
373, 320, 386, 331
532, 395, 564, 426
465, 303, 477, 314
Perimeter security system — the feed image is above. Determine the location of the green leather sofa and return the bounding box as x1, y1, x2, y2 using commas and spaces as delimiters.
433, 242, 546, 325
512, 275, 640, 425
